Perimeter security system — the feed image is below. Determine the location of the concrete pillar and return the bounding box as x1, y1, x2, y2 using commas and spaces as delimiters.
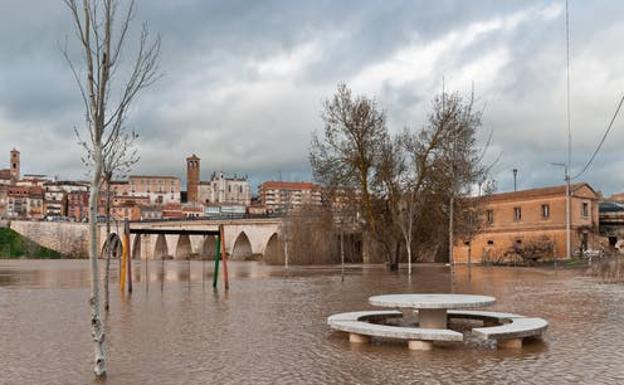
498, 338, 523, 349
349, 333, 370, 344
484, 319, 499, 327
418, 309, 447, 329
408, 340, 433, 350
402, 309, 417, 326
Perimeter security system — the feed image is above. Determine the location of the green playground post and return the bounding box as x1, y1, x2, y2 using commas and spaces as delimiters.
213, 236, 221, 289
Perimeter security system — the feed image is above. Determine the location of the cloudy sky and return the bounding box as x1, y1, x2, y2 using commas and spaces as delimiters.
0, 0, 623, 195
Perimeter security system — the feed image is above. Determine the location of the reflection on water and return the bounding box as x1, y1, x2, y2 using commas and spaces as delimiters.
1, 260, 624, 384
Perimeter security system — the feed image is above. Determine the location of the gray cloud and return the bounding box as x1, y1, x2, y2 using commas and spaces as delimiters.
1, 0, 623, 195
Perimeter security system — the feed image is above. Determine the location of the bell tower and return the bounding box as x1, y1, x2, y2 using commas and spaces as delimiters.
186, 154, 200, 203
10, 148, 20, 180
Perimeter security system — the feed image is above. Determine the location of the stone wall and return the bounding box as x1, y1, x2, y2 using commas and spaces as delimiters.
9, 220, 89, 257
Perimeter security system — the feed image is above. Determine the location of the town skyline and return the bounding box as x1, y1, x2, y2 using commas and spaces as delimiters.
1, 1, 624, 194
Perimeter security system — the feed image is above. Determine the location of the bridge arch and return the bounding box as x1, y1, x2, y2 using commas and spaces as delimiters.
231, 231, 253, 260
101, 233, 122, 259
201, 236, 217, 260
132, 234, 141, 259
263, 233, 285, 264
175, 234, 193, 260
154, 234, 169, 259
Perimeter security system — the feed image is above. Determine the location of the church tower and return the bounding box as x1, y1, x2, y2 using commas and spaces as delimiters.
10, 148, 20, 180
186, 154, 200, 203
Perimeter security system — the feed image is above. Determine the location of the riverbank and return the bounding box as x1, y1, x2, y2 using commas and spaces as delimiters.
0, 228, 63, 259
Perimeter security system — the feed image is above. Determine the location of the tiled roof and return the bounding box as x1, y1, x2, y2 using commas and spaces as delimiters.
486, 182, 597, 202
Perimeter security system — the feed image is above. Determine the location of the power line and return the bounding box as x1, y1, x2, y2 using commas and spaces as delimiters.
572, 95, 624, 180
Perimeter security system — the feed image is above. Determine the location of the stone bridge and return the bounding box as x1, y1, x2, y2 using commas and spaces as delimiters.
10, 218, 286, 262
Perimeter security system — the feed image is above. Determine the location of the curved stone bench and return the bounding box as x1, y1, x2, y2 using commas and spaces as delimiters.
448, 310, 548, 348
328, 310, 547, 350
327, 310, 463, 350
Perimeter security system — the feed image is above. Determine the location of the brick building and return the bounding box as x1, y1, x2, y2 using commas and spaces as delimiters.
453, 183, 601, 264
162, 203, 183, 219
186, 154, 200, 203
258, 181, 322, 212
68, 191, 90, 222
44, 187, 67, 218
128, 175, 181, 205
0, 186, 7, 218
27, 187, 44, 220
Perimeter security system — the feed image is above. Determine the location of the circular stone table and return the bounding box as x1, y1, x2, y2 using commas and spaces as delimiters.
369, 294, 496, 329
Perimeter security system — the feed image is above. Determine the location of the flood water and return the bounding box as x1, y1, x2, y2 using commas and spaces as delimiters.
1, 259, 623, 385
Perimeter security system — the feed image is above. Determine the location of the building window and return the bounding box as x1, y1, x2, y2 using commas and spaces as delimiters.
541, 204, 550, 218
487, 240, 494, 245
582, 202, 589, 217
486, 210, 494, 225
513, 207, 522, 221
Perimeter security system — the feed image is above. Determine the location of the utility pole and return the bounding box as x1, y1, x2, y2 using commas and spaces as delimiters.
565, 171, 571, 264
551, 162, 571, 265
449, 196, 454, 265
564, 0, 572, 265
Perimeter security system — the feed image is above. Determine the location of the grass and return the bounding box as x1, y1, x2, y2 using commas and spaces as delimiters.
0, 228, 63, 259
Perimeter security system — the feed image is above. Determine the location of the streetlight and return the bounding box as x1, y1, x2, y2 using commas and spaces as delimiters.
513, 169, 518, 192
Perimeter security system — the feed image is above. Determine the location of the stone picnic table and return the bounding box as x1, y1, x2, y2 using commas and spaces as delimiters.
328, 293, 547, 350
368, 294, 496, 329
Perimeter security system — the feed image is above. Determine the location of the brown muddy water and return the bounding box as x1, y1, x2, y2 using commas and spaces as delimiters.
1, 260, 623, 385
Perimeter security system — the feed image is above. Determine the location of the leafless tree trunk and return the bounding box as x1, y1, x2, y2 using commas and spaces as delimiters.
104, 174, 112, 312
87, 142, 105, 376
103, 130, 139, 312
62, 0, 159, 377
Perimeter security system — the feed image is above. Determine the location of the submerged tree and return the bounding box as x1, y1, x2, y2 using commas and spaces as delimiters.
310, 83, 391, 266
62, 0, 160, 377
311, 83, 491, 271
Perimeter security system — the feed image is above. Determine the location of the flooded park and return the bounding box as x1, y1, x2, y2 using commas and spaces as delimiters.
0, 260, 623, 384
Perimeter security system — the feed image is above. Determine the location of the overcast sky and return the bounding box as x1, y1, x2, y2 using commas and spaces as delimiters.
0, 0, 623, 195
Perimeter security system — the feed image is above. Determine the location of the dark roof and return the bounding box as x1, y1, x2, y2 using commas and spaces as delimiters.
600, 201, 624, 212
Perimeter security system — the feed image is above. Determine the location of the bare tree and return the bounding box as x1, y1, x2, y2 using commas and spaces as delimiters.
311, 84, 492, 272
62, 0, 160, 377
311, 83, 386, 229
310, 83, 390, 265
102, 129, 140, 312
